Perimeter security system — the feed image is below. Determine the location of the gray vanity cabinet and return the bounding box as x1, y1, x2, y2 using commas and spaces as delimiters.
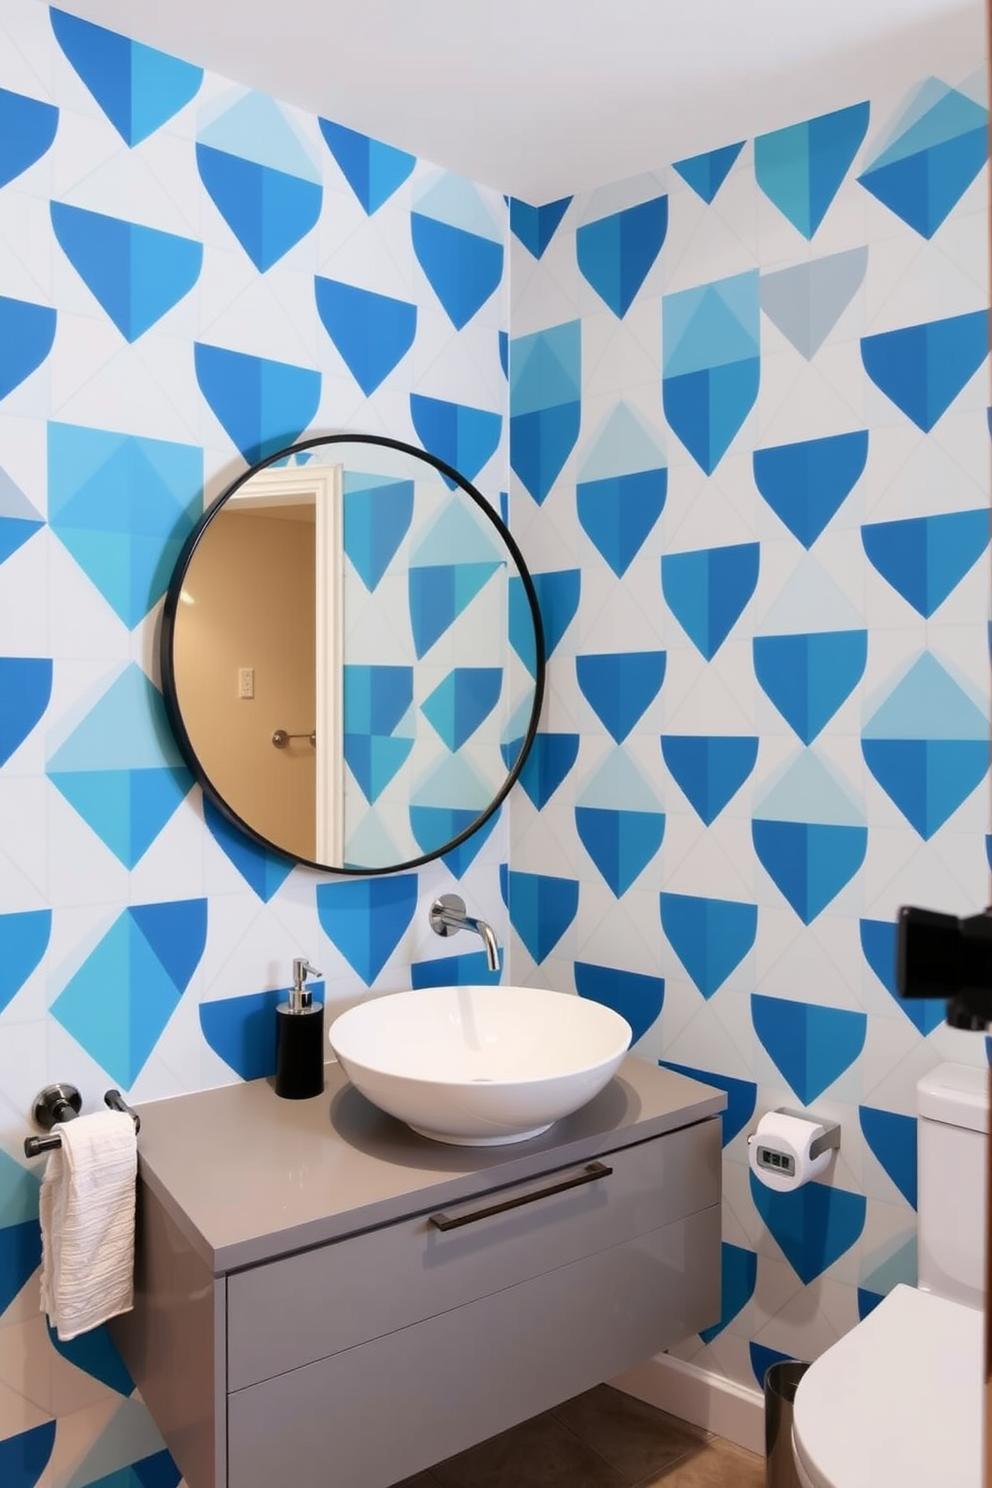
111, 1059, 725, 1488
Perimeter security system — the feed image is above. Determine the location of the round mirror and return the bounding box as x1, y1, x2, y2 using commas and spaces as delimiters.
161, 434, 545, 874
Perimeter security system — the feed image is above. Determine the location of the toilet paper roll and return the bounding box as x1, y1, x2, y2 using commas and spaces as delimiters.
747, 1110, 834, 1192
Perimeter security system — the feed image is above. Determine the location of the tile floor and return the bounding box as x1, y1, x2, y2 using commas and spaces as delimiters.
393, 1383, 765, 1487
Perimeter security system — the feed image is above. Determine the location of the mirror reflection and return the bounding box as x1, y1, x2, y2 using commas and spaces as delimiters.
162, 436, 543, 873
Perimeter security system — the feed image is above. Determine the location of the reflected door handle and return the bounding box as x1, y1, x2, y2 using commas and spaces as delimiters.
272, 729, 316, 748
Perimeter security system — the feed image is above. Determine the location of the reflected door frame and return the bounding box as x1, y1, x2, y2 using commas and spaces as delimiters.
228, 462, 343, 864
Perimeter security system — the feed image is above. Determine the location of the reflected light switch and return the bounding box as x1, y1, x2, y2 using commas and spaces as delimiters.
238, 667, 254, 699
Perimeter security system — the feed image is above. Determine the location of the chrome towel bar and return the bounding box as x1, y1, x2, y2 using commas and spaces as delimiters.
24, 1082, 140, 1157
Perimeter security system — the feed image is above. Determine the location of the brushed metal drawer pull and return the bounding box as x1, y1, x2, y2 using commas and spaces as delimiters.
428, 1161, 613, 1232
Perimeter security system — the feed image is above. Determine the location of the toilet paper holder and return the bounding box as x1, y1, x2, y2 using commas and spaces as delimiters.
748, 1108, 840, 1181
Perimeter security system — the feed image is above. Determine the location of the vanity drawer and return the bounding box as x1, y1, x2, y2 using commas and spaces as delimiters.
227, 1117, 720, 1389
228, 1201, 721, 1488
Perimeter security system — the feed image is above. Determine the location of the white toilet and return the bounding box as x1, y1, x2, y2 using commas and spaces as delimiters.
791, 1063, 987, 1488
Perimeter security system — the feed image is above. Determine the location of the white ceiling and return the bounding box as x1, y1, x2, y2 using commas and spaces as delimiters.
49, 0, 982, 200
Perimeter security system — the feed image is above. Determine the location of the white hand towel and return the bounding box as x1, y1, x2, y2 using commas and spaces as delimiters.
39, 1109, 137, 1341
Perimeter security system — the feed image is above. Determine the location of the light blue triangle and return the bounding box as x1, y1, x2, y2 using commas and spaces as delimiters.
344, 807, 403, 869
664, 274, 760, 377
864, 652, 988, 740
578, 400, 666, 481
869, 80, 987, 169
510, 321, 581, 415
409, 495, 502, 566
198, 91, 319, 180
410, 751, 492, 810
756, 748, 864, 826
0, 465, 41, 521
577, 747, 661, 811
48, 664, 185, 771
757, 554, 864, 634
413, 172, 502, 241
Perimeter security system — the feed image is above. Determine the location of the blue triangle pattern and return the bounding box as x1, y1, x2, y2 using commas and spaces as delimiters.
47, 1323, 134, 1396
0, 296, 57, 399
194, 344, 321, 465
577, 468, 667, 577
505, 870, 579, 963
0, 495, 43, 567
409, 393, 502, 484
661, 735, 758, 824
508, 575, 539, 675
0, 657, 52, 765
860, 1106, 917, 1207
699, 1242, 757, 1343
200, 988, 285, 1080
577, 196, 668, 318
753, 431, 868, 547
530, 569, 581, 656
673, 143, 745, 203
344, 666, 413, 735
663, 360, 761, 473
0, 1420, 56, 1488
575, 962, 663, 1042
0, 909, 52, 1014
659, 1061, 757, 1145
203, 798, 294, 900
411, 949, 502, 989
861, 508, 989, 617
0, 1218, 42, 1315
314, 277, 417, 395
753, 632, 867, 743
318, 118, 415, 213
509, 196, 572, 258
751, 993, 867, 1102
861, 311, 988, 431
511, 403, 582, 506
575, 806, 665, 896
662, 271, 760, 471
46, 666, 193, 866
662, 543, 760, 659
517, 733, 580, 809
197, 145, 321, 271
51, 901, 205, 1084
858, 82, 988, 238
858, 1289, 884, 1320
316, 875, 419, 985
412, 213, 503, 329
660, 893, 758, 999
755, 102, 870, 237
421, 668, 502, 751
50, 9, 201, 145
409, 805, 485, 858
576, 651, 666, 743
344, 476, 414, 590
750, 1173, 867, 1282
51, 205, 201, 341
408, 561, 500, 657
345, 736, 414, 804
752, 820, 867, 922
0, 86, 58, 188
48, 424, 202, 628
440, 808, 500, 878
859, 917, 945, 1035
863, 738, 988, 838
129, 899, 207, 995
510, 321, 581, 502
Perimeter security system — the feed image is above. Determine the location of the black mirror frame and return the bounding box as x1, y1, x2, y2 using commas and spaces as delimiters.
160, 432, 546, 876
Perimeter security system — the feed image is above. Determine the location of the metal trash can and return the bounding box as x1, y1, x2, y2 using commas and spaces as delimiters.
764, 1360, 810, 1488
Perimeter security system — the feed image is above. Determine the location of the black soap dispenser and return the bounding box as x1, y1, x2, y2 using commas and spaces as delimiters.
275, 957, 325, 1099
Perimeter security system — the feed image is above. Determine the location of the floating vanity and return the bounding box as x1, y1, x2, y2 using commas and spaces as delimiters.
111, 1057, 726, 1488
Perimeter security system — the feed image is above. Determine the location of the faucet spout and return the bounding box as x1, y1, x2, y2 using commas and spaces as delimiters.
429, 894, 501, 973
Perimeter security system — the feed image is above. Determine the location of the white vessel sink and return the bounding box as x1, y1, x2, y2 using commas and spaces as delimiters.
327, 985, 632, 1145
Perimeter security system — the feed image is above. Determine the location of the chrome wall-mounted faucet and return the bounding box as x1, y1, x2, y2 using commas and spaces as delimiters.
429, 894, 501, 973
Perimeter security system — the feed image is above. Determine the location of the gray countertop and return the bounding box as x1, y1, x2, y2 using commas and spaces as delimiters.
133, 1056, 726, 1272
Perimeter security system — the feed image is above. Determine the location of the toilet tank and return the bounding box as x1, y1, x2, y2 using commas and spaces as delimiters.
916, 1063, 988, 1308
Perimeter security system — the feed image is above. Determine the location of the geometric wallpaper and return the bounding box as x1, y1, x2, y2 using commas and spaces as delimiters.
0, 0, 512, 1481
508, 59, 991, 1399
0, 0, 988, 1479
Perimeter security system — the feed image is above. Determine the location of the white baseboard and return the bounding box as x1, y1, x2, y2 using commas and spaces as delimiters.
609, 1352, 765, 1456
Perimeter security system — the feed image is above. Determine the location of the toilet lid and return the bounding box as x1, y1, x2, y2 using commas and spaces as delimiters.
792, 1284, 982, 1488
